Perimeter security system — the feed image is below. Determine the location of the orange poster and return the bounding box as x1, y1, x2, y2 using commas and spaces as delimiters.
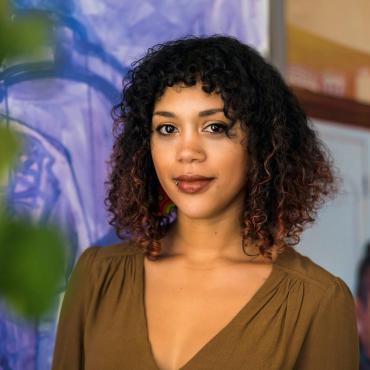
286, 0, 370, 104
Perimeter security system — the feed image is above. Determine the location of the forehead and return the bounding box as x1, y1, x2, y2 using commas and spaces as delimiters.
154, 83, 224, 110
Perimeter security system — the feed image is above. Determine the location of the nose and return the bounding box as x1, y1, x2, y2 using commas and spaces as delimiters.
175, 131, 206, 163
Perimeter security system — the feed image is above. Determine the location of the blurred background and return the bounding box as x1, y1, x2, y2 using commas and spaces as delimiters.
0, 0, 369, 369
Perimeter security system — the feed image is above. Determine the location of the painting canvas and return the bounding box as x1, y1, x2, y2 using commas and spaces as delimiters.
0, 1, 268, 369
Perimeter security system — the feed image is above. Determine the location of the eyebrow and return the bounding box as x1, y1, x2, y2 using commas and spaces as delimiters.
152, 108, 225, 118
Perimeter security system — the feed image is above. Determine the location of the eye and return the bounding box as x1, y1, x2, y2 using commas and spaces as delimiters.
155, 124, 177, 135
203, 122, 228, 134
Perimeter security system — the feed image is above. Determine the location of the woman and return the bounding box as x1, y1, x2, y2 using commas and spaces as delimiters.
52, 35, 359, 370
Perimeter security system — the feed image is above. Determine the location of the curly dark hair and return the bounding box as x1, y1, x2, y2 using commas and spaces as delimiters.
105, 34, 339, 260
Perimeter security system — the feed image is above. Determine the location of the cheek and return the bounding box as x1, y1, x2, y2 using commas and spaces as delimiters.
215, 145, 248, 178
150, 142, 160, 175
150, 142, 171, 177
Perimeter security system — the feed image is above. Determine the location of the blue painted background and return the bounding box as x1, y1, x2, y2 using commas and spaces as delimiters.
0, 1, 268, 369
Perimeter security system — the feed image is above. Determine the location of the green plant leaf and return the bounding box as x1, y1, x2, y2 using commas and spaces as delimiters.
0, 124, 22, 178
0, 215, 67, 318
0, 0, 51, 63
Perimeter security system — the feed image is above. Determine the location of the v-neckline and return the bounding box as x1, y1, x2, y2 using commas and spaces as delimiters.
139, 248, 290, 370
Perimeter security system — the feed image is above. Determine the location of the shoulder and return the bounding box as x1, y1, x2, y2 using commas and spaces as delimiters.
95, 239, 144, 258
275, 247, 353, 299
73, 239, 144, 275
69, 239, 144, 290
79, 238, 144, 260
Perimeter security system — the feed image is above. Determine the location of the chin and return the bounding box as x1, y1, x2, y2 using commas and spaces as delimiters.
176, 204, 225, 220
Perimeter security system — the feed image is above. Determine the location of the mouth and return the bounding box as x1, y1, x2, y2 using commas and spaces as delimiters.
174, 175, 215, 194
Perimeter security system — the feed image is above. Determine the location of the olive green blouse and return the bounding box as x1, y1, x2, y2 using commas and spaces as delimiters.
51, 240, 359, 370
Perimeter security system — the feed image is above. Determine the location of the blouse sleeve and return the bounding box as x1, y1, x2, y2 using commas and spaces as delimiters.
51, 246, 99, 370
294, 277, 359, 369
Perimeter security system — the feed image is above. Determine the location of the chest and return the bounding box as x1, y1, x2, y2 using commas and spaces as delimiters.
143, 259, 273, 370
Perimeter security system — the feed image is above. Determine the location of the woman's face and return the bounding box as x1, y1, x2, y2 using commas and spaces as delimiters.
150, 82, 248, 221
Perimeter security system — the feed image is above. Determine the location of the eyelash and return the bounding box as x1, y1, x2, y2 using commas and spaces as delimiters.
155, 122, 228, 136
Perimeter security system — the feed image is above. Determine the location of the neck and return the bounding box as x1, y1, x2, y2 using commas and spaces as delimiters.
161, 206, 258, 266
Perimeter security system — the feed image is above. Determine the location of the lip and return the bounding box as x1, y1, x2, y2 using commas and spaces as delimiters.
174, 174, 214, 181
174, 176, 214, 194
